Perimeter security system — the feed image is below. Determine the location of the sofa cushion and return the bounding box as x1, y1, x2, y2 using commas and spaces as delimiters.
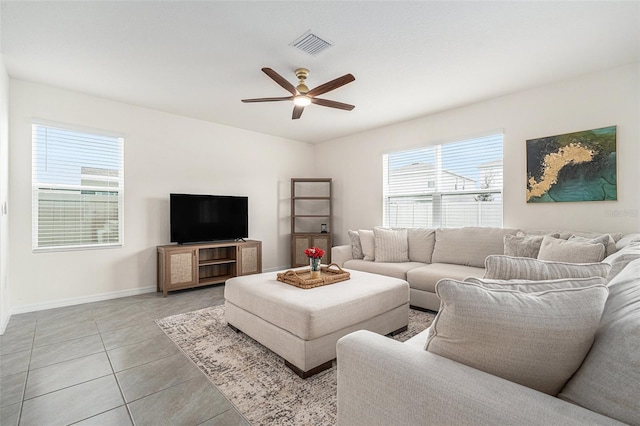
465, 276, 607, 292
374, 227, 409, 263
602, 241, 640, 281
537, 236, 605, 263
431, 227, 519, 268
358, 229, 375, 261
426, 279, 608, 396
406, 263, 484, 293
568, 234, 617, 257
615, 233, 640, 250
347, 230, 364, 259
407, 228, 436, 263
343, 259, 424, 280
558, 258, 640, 425
503, 233, 557, 258
484, 255, 610, 280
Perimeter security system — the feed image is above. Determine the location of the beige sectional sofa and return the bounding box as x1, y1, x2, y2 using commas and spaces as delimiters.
332, 226, 633, 311
337, 252, 640, 425
334, 227, 640, 425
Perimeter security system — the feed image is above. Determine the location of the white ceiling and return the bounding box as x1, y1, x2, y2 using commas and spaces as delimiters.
2, 1, 639, 144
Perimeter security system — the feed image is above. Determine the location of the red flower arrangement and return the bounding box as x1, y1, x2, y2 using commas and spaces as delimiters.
304, 247, 326, 259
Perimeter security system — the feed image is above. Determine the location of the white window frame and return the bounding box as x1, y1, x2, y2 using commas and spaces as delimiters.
32, 121, 124, 252
383, 132, 504, 229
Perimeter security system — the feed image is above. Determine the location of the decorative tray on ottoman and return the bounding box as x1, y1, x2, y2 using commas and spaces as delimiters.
277, 263, 351, 289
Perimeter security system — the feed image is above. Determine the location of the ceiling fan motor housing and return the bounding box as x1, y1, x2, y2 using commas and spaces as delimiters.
295, 68, 310, 93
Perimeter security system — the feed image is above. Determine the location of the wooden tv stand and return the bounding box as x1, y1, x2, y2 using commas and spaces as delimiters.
157, 240, 262, 297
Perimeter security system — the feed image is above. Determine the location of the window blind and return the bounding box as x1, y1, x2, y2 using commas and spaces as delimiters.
32, 124, 124, 251
383, 133, 503, 229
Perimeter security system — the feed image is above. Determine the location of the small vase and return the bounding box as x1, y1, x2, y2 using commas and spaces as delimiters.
309, 257, 321, 279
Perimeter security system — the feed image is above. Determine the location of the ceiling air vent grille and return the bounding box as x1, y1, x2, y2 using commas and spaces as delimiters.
290, 31, 333, 56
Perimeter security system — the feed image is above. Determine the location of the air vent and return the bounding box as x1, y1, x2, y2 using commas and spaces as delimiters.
290, 31, 333, 56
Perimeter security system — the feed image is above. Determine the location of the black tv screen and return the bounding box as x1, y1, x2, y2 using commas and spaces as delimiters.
170, 194, 248, 244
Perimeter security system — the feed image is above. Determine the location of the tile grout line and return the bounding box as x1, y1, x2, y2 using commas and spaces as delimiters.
97, 324, 136, 426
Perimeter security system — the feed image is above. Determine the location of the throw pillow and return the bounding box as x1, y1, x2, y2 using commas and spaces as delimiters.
483, 255, 610, 280
347, 230, 364, 259
426, 280, 608, 396
464, 276, 606, 292
558, 258, 640, 425
568, 234, 617, 257
537, 236, 605, 263
373, 227, 409, 263
503, 233, 559, 258
358, 229, 375, 261
407, 228, 436, 263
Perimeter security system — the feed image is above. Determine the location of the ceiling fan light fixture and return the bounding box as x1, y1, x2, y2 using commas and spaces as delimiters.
293, 95, 311, 107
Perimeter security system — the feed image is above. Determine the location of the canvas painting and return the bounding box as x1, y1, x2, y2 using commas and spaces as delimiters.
526, 126, 617, 203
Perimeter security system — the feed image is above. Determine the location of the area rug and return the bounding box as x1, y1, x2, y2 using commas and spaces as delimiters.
156, 306, 435, 426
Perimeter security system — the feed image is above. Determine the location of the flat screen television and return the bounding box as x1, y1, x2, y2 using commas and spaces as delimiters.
170, 193, 248, 244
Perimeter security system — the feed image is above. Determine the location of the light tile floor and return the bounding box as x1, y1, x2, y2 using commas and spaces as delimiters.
0, 285, 249, 426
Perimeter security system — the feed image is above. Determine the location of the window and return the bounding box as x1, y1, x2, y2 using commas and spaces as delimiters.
383, 133, 503, 229
32, 123, 124, 251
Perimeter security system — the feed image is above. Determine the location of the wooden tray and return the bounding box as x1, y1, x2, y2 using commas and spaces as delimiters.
277, 263, 350, 289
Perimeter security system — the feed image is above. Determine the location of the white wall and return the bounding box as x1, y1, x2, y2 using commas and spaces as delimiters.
9, 80, 314, 311
0, 56, 10, 332
316, 63, 640, 245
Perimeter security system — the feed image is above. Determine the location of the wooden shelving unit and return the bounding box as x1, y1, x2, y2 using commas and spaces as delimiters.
290, 178, 332, 267
157, 240, 262, 296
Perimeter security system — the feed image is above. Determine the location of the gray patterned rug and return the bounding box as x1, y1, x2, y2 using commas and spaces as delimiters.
156, 305, 435, 426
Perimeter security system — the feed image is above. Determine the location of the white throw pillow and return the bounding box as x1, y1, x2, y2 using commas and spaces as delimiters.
484, 255, 610, 280
373, 227, 409, 263
537, 236, 605, 263
358, 229, 375, 261
426, 279, 608, 396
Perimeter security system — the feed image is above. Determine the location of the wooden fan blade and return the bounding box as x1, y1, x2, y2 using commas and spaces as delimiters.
292, 105, 305, 120
262, 68, 297, 95
241, 96, 293, 103
306, 74, 355, 97
311, 97, 355, 111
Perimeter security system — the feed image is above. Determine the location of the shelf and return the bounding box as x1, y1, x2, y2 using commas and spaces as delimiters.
292, 196, 331, 200
199, 275, 233, 285
293, 215, 331, 218
199, 259, 236, 267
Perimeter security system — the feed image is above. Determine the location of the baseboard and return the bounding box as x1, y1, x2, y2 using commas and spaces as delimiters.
10, 285, 157, 315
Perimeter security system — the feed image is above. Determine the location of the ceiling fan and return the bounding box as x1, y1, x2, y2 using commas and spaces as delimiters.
241, 67, 355, 119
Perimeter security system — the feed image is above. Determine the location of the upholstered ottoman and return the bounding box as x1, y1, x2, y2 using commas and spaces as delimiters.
224, 269, 409, 378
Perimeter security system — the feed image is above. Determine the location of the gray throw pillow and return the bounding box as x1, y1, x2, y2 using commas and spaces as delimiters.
569, 234, 617, 257
347, 230, 364, 259
426, 279, 608, 396
537, 236, 605, 263
503, 233, 559, 258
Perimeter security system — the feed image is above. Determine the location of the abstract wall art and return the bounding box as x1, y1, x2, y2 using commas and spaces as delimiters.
526, 126, 617, 203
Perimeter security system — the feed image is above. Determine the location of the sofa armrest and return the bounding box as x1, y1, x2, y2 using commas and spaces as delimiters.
331, 244, 353, 267
337, 330, 622, 426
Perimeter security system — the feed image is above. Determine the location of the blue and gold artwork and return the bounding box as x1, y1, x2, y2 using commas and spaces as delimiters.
526, 126, 617, 203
